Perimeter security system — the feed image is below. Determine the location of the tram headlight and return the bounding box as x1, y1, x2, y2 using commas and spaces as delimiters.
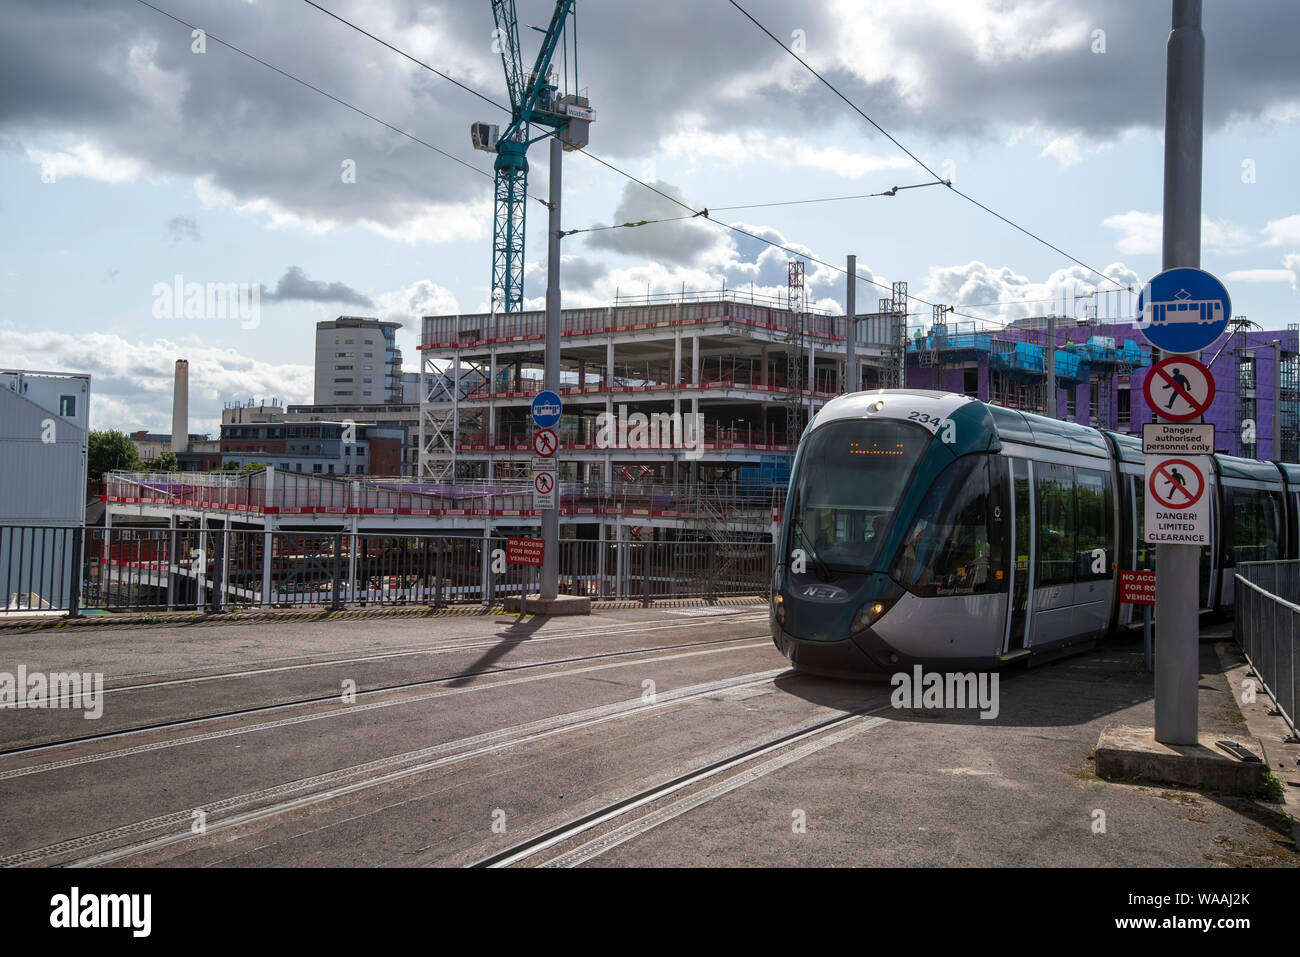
773, 593, 785, 625
850, 599, 891, 634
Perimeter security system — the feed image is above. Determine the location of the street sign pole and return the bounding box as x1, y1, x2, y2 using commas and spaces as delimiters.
1155, 0, 1204, 746
541, 134, 562, 601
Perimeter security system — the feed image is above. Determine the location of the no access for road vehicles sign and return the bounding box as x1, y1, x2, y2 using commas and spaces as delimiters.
1142, 355, 1215, 423
1144, 455, 1211, 545
1135, 267, 1231, 355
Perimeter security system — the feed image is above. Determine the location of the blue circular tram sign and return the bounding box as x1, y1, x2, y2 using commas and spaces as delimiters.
531, 390, 562, 429
1135, 267, 1231, 355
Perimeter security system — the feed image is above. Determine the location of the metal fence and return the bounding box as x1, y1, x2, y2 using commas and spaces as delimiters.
1234, 561, 1300, 740
1, 525, 775, 617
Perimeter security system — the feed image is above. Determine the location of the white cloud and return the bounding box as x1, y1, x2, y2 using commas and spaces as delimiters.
1040, 133, 1085, 167
1263, 214, 1300, 247
0, 329, 312, 434
830, 0, 1089, 106
1101, 210, 1162, 255
26, 142, 145, 184
375, 279, 459, 331
920, 260, 1140, 326
1102, 210, 1253, 255
1224, 268, 1293, 283
659, 128, 912, 180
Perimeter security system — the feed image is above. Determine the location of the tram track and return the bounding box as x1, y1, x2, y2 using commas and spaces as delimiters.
472, 707, 892, 868
27, 616, 759, 696
0, 631, 772, 762
3, 668, 789, 868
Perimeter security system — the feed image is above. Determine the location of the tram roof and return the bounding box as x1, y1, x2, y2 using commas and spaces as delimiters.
985, 404, 1111, 457
1215, 453, 1285, 484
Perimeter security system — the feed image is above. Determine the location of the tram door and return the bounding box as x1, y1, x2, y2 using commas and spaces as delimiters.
1003, 458, 1033, 654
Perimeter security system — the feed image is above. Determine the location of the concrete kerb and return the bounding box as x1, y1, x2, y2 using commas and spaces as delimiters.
1214, 641, 1300, 843
1095, 724, 1268, 796
502, 593, 591, 616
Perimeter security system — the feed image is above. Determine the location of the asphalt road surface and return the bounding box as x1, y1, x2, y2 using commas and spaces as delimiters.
1, 605, 1294, 868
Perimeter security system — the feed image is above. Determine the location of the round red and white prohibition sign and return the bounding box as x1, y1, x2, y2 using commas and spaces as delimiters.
1148, 457, 1205, 510
1142, 355, 1215, 423
532, 428, 557, 457
534, 471, 554, 495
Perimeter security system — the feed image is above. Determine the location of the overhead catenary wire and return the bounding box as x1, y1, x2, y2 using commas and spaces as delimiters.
300, 0, 511, 115
202, 0, 1105, 331
560, 180, 947, 234
290, 0, 1061, 329
711, 179, 949, 212
129, 0, 549, 207
725, 0, 1128, 291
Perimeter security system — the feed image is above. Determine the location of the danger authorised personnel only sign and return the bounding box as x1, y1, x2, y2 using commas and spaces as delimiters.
1144, 455, 1211, 545
1142, 422, 1214, 456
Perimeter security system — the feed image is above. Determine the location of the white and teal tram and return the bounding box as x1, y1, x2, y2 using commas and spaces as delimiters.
771, 389, 1294, 678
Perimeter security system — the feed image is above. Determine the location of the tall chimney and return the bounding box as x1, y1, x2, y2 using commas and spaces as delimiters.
171, 359, 189, 455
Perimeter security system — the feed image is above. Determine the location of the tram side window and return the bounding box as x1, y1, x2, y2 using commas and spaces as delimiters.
1075, 469, 1112, 581
1132, 475, 1153, 570
1228, 488, 1283, 564
895, 455, 1004, 596
1036, 465, 1076, 585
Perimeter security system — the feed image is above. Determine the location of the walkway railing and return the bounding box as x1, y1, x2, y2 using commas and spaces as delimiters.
1234, 561, 1300, 740
102, 471, 786, 523
1, 526, 775, 617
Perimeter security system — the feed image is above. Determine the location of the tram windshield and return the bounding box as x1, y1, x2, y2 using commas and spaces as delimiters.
787, 418, 930, 573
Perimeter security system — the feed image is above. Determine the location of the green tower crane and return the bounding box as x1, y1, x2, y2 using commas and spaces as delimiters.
471, 0, 593, 315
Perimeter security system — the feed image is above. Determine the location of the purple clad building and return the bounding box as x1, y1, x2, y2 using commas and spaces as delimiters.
904, 317, 1300, 462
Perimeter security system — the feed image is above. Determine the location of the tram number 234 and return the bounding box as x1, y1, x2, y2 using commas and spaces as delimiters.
906, 411, 956, 444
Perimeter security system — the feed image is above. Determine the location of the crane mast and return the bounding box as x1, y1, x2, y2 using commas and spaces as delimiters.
472, 0, 593, 315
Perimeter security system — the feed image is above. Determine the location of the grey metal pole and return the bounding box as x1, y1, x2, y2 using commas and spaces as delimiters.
1155, 0, 1204, 746
1046, 313, 1057, 417
845, 254, 856, 394
541, 134, 562, 600
1272, 340, 1282, 457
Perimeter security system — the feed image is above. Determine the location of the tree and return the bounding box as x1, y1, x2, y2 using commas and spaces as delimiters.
88, 430, 143, 480
153, 451, 179, 472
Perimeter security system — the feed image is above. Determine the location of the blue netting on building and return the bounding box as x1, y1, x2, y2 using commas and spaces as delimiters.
990, 342, 1044, 375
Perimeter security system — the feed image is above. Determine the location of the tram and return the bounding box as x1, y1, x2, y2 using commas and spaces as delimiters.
771, 389, 1293, 678
1141, 294, 1225, 327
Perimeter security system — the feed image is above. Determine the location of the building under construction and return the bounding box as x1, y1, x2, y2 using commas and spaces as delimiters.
906, 316, 1300, 459
417, 274, 911, 489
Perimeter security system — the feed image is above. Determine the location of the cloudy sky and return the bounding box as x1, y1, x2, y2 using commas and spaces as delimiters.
3, 0, 1299, 434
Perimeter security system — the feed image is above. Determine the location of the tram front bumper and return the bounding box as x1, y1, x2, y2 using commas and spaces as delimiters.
771, 625, 894, 680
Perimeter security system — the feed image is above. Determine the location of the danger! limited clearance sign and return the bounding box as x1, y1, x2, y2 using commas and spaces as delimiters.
1143, 455, 1211, 545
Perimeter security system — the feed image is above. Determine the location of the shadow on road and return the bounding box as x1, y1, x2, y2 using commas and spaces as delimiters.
444, 613, 549, 687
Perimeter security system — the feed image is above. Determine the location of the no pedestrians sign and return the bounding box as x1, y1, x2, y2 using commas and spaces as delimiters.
1144, 455, 1211, 545
1142, 355, 1215, 423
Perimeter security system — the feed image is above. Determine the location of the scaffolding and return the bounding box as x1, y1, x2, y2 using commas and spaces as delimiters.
785, 260, 806, 445
1281, 323, 1300, 461
875, 281, 908, 390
